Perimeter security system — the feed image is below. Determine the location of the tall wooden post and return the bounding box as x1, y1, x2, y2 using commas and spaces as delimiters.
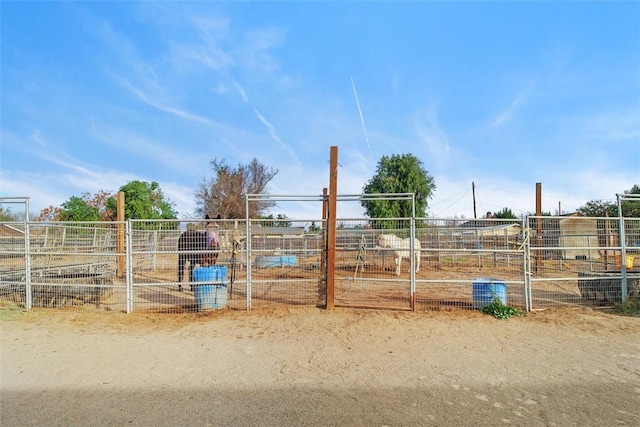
117, 191, 125, 278
535, 183, 542, 274
326, 146, 338, 309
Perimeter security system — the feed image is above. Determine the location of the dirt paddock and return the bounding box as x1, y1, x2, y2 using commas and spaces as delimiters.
1, 306, 639, 426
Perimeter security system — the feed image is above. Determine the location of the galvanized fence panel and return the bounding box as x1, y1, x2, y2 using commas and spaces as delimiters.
0, 221, 125, 311
0, 221, 28, 307
126, 216, 325, 312
528, 216, 640, 310
247, 218, 325, 309
127, 219, 249, 313
333, 218, 413, 310
413, 218, 527, 311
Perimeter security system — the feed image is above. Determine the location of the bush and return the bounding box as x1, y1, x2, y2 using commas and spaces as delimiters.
613, 297, 640, 317
481, 294, 526, 320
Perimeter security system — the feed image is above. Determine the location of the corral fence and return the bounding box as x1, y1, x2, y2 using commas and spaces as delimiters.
1, 195, 638, 313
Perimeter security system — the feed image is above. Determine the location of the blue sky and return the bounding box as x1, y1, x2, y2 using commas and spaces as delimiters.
1, 1, 639, 219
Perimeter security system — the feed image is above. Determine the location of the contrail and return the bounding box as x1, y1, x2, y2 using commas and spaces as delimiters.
350, 76, 373, 159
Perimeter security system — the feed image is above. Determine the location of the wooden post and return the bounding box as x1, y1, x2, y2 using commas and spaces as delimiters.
535, 183, 542, 274
326, 146, 338, 309
117, 191, 125, 278
321, 187, 328, 277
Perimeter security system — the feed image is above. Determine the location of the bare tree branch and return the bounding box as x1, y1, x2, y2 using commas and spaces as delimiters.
195, 158, 278, 219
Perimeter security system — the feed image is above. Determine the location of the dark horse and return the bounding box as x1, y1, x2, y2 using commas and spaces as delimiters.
177, 215, 220, 292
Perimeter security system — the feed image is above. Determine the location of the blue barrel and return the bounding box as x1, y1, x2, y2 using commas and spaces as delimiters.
472, 278, 507, 309
192, 266, 228, 310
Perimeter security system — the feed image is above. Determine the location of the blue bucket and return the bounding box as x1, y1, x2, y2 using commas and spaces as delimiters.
193, 266, 228, 310
472, 278, 507, 309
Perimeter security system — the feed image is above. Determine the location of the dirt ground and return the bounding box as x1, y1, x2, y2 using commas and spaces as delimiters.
1, 306, 639, 426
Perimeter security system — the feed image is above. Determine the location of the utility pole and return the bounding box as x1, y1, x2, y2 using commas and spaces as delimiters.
472, 181, 477, 219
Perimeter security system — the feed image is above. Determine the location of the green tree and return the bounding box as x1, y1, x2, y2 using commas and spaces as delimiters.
361, 153, 436, 228
493, 207, 518, 219
195, 158, 278, 219
307, 221, 322, 234
41, 190, 115, 221
59, 196, 101, 221
257, 213, 292, 227
106, 181, 178, 229
576, 200, 617, 217
0, 206, 17, 221
577, 184, 640, 217
619, 184, 640, 217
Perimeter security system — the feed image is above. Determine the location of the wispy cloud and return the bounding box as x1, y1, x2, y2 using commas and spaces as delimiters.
31, 149, 117, 186
235, 26, 285, 73
80, 7, 234, 131
30, 129, 47, 147
488, 82, 535, 129
176, 13, 285, 77
234, 82, 249, 103
193, 16, 230, 44
91, 125, 203, 173
414, 106, 451, 159
0, 172, 71, 212
172, 42, 235, 71
180, 16, 234, 70
117, 78, 229, 129
253, 108, 300, 166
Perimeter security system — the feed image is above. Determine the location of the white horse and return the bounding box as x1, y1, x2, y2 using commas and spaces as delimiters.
377, 234, 421, 276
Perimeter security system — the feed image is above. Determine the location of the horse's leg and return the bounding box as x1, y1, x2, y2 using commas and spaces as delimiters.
188, 260, 195, 291
415, 251, 420, 273
178, 254, 186, 292
395, 255, 402, 276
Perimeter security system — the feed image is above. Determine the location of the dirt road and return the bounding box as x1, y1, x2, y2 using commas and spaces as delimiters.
2, 307, 639, 426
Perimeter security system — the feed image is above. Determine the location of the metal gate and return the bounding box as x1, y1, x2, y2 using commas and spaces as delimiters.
331, 194, 417, 310
245, 194, 328, 310
246, 193, 417, 310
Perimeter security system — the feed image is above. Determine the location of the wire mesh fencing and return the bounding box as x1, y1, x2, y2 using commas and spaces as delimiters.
0, 221, 125, 310
528, 216, 640, 309
247, 218, 325, 309
332, 219, 413, 310
128, 219, 245, 313
325, 217, 526, 311
127, 217, 325, 313
1, 213, 638, 314
413, 218, 526, 311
